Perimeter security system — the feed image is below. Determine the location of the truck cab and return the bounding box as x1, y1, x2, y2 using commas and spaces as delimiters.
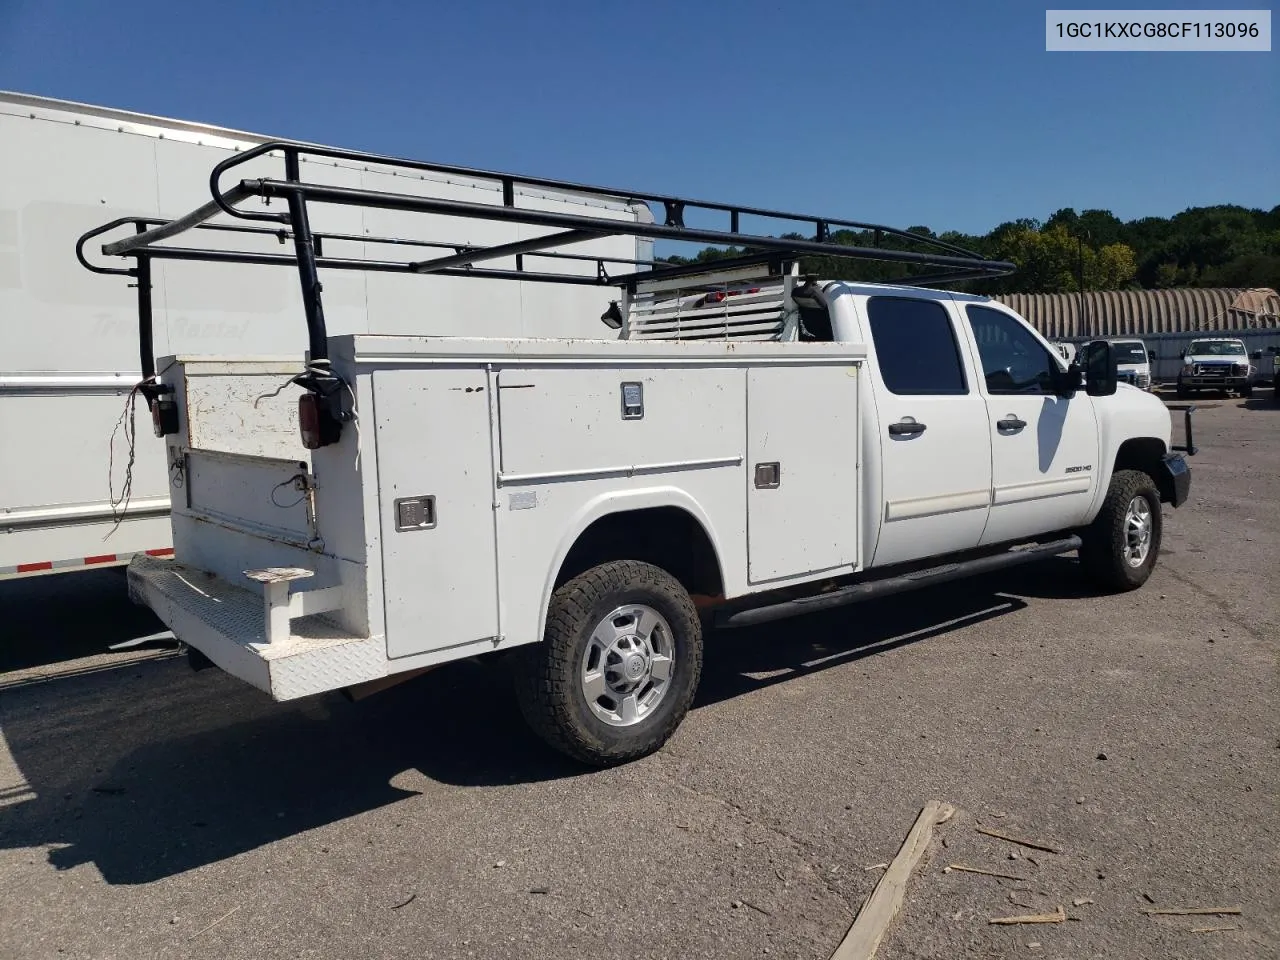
1178, 337, 1255, 397
776, 282, 1185, 568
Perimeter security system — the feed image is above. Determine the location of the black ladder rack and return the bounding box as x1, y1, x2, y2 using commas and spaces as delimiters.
77, 139, 1015, 443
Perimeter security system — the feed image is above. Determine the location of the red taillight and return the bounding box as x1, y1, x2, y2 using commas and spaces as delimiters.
298, 392, 343, 448
702, 288, 761, 306
298, 393, 323, 449
151, 399, 179, 437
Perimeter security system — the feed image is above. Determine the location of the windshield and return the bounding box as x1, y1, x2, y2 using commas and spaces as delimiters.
1113, 342, 1147, 362
1189, 340, 1246, 357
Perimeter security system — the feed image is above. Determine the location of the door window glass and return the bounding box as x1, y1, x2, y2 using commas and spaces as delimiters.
866, 297, 968, 396
965, 305, 1057, 394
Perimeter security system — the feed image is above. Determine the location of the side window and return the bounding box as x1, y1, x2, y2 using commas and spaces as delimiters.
965, 305, 1057, 394
866, 297, 968, 395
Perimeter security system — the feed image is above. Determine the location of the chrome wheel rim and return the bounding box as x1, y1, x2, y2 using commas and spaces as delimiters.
1123, 495, 1153, 568
581, 604, 674, 727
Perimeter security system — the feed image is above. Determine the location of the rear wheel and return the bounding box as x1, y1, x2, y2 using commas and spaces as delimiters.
1079, 469, 1162, 591
514, 560, 702, 766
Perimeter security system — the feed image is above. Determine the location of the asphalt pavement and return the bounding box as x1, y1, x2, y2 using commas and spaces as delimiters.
2, 393, 1277, 960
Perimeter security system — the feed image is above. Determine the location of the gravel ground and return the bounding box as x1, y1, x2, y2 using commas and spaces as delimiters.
1, 393, 1276, 960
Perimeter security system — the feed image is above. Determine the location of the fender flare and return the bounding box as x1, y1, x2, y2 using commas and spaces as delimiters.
533, 486, 728, 643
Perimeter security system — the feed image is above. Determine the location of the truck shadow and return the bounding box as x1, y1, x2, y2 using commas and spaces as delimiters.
1238, 392, 1280, 411
0, 558, 1088, 885
0, 569, 170, 672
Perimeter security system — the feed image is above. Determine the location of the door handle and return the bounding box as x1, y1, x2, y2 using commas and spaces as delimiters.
997, 416, 1027, 432
888, 420, 927, 437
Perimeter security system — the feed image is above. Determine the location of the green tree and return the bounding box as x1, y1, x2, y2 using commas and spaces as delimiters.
661, 203, 1277, 294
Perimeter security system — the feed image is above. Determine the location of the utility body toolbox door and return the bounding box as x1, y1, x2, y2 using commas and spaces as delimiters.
745, 363, 859, 583
373, 366, 501, 658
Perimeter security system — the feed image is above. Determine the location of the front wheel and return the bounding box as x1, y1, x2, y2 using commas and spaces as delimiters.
1240, 384, 1253, 398
514, 560, 703, 767
1079, 469, 1162, 591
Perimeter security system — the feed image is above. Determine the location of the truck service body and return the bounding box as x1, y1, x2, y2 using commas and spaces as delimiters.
78, 138, 1195, 765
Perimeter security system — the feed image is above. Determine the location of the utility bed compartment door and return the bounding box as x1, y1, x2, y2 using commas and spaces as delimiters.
373, 367, 499, 658
746, 364, 859, 582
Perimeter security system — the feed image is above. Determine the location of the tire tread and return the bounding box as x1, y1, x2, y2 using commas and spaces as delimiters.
1079, 469, 1161, 591
513, 560, 701, 767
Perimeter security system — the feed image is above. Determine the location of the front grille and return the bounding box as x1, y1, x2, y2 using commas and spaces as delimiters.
1120, 371, 1152, 389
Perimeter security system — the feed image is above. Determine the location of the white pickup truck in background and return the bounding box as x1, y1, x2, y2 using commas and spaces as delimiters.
78, 141, 1196, 766
1110, 338, 1154, 391
1177, 336, 1257, 398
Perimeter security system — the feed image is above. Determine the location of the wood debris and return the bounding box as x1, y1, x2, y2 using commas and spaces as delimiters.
1072, 898, 1094, 907
190, 905, 242, 938
1191, 924, 1238, 933
975, 826, 1063, 855
944, 864, 1028, 882
1143, 906, 1241, 916
989, 906, 1066, 925
829, 800, 955, 960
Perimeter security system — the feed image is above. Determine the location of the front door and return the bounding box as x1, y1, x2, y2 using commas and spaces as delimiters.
862, 295, 993, 568
960, 303, 1099, 546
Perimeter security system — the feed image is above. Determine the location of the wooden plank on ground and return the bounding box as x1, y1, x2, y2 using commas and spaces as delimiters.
829, 800, 955, 960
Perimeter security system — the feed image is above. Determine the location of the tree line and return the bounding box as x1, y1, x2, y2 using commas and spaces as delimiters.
660, 204, 1280, 295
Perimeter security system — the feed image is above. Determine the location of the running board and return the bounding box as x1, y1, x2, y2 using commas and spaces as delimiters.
718, 536, 1082, 629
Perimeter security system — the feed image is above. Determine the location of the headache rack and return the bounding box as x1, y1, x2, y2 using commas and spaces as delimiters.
77, 139, 1015, 447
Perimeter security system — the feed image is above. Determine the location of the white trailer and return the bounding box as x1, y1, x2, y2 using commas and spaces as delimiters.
82, 140, 1195, 765
0, 91, 651, 578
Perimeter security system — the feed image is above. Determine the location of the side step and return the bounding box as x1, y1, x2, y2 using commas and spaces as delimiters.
718, 536, 1082, 629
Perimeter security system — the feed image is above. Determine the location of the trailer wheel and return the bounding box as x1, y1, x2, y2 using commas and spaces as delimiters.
514, 560, 702, 767
1079, 469, 1162, 591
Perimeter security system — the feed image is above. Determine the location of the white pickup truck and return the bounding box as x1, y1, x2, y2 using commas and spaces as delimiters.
1111, 338, 1154, 391
79, 141, 1196, 766
1177, 337, 1256, 398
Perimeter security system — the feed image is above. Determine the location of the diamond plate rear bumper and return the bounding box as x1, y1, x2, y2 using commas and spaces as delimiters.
127, 554, 386, 700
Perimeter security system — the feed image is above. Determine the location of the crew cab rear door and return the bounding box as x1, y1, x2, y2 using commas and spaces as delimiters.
860, 293, 993, 567
959, 302, 1099, 546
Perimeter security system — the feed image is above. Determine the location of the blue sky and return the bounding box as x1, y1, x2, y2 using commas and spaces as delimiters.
0, 0, 1274, 236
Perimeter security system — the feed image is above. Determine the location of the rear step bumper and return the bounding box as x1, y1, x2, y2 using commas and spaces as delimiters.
127, 554, 384, 700
717, 536, 1083, 629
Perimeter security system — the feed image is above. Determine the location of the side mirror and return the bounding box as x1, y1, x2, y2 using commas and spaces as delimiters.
1179, 349, 1186, 359
1057, 360, 1082, 397
1147, 350, 1155, 362
1083, 339, 1117, 397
